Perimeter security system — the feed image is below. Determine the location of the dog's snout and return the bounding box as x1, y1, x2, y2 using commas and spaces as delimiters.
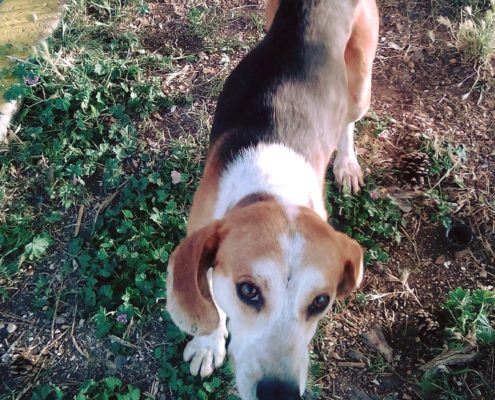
256, 379, 300, 400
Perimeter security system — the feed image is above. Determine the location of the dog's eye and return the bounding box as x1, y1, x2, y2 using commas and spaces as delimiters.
308, 295, 330, 315
236, 282, 263, 310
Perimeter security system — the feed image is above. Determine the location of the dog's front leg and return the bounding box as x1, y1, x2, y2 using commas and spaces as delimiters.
333, 122, 364, 194
183, 268, 228, 378
183, 308, 227, 377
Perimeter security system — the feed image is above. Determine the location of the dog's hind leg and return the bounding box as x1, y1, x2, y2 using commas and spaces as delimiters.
333, 0, 379, 194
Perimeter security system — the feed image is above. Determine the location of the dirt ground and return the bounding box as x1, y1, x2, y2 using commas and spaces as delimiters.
1, 0, 494, 399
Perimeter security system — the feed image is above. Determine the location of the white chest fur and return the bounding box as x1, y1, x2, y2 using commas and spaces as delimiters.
213, 143, 327, 220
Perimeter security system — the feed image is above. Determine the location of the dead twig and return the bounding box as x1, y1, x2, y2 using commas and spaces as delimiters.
74, 205, 85, 237
51, 277, 64, 340
109, 334, 138, 350
400, 226, 421, 265
420, 345, 477, 372
71, 304, 89, 360
337, 361, 366, 368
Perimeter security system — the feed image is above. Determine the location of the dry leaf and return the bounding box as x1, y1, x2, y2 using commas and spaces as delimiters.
388, 41, 403, 51
362, 323, 393, 362
171, 170, 181, 185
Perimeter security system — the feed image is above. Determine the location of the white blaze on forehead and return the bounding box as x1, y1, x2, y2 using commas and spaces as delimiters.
279, 232, 305, 274
278, 233, 331, 314
250, 258, 287, 291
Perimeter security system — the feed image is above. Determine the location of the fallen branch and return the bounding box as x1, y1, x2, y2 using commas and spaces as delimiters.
74, 205, 85, 237
71, 304, 89, 360
420, 345, 477, 372
109, 334, 138, 350
337, 361, 366, 368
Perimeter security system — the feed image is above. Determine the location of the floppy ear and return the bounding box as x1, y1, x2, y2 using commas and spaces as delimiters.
166, 221, 224, 336
336, 234, 364, 297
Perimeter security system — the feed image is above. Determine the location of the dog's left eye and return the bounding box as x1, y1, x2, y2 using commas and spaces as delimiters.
308, 295, 330, 315
236, 282, 263, 310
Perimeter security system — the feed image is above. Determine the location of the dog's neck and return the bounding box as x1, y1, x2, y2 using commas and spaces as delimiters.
213, 143, 327, 220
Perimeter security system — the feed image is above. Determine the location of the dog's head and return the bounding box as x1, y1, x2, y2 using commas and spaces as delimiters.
167, 199, 363, 400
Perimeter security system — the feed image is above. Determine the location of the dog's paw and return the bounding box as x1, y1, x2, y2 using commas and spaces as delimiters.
333, 153, 364, 194
183, 327, 227, 378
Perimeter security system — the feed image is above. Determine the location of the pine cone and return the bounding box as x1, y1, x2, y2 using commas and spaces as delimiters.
10, 350, 39, 376
416, 309, 440, 334
399, 151, 429, 186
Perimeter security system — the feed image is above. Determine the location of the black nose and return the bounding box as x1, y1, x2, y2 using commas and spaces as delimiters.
256, 379, 300, 400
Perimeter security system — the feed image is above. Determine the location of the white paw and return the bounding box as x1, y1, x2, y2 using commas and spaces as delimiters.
333, 153, 364, 194
183, 328, 227, 378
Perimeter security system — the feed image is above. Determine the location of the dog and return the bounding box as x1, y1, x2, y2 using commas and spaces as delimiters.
166, 0, 379, 399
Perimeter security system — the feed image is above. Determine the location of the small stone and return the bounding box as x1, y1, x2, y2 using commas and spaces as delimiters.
348, 349, 364, 362
106, 360, 117, 375
331, 352, 341, 360
55, 316, 66, 324
7, 324, 17, 333
407, 61, 414, 69
371, 262, 384, 274
454, 249, 470, 259
480, 269, 488, 278
434, 255, 446, 265
403, 394, 413, 400
115, 355, 127, 369
170, 170, 181, 185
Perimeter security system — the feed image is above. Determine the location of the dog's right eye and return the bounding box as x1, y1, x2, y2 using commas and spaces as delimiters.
236, 282, 263, 310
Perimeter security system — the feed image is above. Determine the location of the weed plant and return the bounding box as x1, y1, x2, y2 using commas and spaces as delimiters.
419, 288, 495, 398
326, 176, 404, 264
439, 2, 495, 70
443, 287, 495, 345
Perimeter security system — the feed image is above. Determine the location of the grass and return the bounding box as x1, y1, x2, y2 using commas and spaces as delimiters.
443, 288, 495, 345
0, 0, 236, 398
439, 2, 495, 70
418, 287, 495, 399
326, 176, 404, 264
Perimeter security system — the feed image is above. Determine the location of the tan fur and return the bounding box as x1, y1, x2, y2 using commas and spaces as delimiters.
166, 221, 224, 335
265, 0, 379, 125
187, 143, 222, 234
168, 201, 363, 335
265, 0, 280, 32
344, 0, 379, 123
296, 207, 363, 297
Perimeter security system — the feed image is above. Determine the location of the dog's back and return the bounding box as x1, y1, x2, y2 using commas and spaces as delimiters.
210, 0, 358, 176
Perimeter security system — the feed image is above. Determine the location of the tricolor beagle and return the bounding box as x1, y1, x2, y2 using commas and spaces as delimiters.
166, 1, 379, 399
